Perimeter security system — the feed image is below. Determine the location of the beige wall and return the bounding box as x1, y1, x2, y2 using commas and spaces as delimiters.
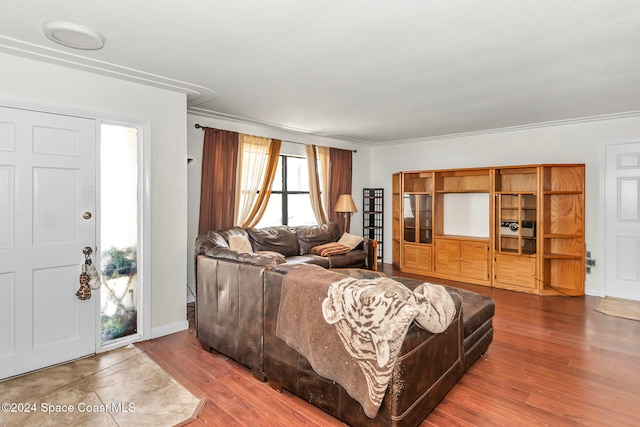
0, 52, 188, 337
370, 115, 640, 296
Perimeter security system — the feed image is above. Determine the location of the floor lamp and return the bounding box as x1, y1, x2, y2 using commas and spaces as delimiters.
335, 194, 358, 234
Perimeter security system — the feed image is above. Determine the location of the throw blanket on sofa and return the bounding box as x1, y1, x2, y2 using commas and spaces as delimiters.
310, 241, 351, 256
276, 265, 456, 418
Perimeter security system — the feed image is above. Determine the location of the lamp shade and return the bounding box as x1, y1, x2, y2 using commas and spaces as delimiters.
335, 194, 357, 213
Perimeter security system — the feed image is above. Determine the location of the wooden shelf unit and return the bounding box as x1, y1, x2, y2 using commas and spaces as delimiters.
435, 168, 491, 193
493, 166, 538, 292
393, 171, 435, 275
363, 188, 384, 261
391, 173, 401, 266
431, 168, 492, 286
539, 165, 585, 296
392, 164, 585, 295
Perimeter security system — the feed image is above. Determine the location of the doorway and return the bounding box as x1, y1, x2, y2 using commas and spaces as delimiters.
0, 107, 147, 380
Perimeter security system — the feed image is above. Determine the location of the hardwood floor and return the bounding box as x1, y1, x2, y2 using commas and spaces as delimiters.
137, 264, 640, 426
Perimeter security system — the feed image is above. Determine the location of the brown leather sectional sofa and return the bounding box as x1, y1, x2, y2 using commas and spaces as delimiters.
195, 223, 494, 426
195, 223, 377, 378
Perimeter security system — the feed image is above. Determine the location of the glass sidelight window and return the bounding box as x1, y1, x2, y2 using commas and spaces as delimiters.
99, 124, 139, 344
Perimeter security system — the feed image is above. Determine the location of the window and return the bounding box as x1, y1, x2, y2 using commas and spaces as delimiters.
100, 123, 140, 344
257, 155, 316, 227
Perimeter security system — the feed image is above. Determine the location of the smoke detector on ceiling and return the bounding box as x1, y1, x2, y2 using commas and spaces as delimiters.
43, 21, 105, 50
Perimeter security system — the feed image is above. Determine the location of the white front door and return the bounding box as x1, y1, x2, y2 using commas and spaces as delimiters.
604, 141, 640, 301
0, 106, 97, 380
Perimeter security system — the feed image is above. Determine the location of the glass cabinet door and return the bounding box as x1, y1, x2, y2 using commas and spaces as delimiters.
403, 193, 432, 244
520, 194, 536, 254
403, 194, 416, 242
417, 194, 432, 243
497, 193, 536, 255
498, 194, 519, 253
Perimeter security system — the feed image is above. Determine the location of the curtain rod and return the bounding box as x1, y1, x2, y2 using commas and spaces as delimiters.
194, 123, 357, 153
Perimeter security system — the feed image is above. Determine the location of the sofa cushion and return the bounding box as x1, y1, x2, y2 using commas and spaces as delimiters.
284, 254, 331, 268
247, 226, 300, 257
327, 250, 366, 269
444, 286, 495, 339
330, 268, 387, 279
294, 223, 341, 255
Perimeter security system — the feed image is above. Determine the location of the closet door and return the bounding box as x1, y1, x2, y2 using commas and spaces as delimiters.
605, 143, 640, 301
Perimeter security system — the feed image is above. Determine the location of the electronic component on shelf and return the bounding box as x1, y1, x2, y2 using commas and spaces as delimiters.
500, 221, 536, 237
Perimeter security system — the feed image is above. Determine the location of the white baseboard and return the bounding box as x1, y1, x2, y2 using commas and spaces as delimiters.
585, 289, 605, 297
151, 320, 189, 339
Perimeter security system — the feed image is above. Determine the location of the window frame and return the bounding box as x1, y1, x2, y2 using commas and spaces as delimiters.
276, 154, 309, 225
260, 154, 315, 227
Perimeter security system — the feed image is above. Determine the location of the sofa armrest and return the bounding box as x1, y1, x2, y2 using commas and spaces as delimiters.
359, 238, 378, 271
202, 246, 285, 269
195, 230, 228, 255
195, 255, 266, 379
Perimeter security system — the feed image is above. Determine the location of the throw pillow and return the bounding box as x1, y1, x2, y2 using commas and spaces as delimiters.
228, 234, 253, 253
338, 232, 363, 250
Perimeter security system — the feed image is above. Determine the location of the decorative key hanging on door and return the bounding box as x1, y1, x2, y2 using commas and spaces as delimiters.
76, 247, 102, 300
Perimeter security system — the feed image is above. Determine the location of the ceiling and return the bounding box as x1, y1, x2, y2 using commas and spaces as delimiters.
1, 1, 639, 145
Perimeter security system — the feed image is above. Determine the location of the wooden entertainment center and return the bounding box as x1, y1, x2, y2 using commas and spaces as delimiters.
392, 164, 585, 295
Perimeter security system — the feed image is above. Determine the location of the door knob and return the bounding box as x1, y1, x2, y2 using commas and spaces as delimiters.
82, 211, 92, 220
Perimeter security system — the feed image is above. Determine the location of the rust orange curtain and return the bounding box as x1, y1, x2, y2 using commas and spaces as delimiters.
198, 128, 239, 233
329, 148, 353, 231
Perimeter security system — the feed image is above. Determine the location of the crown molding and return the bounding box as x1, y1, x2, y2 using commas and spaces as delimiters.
189, 107, 640, 147
187, 106, 371, 146
0, 36, 217, 105
375, 111, 640, 147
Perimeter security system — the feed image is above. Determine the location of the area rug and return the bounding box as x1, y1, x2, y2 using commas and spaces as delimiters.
595, 297, 640, 322
0, 345, 204, 427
